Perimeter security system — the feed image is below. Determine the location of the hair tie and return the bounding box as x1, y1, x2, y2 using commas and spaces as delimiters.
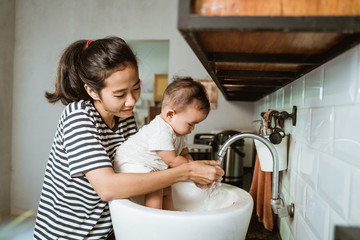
86, 40, 93, 48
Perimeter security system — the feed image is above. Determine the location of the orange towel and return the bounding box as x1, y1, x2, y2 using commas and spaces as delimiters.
249, 154, 275, 231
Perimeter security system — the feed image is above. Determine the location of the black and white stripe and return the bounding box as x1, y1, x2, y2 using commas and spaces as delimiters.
34, 100, 137, 239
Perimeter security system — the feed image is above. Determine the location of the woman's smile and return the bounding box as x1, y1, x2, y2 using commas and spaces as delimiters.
122, 107, 134, 114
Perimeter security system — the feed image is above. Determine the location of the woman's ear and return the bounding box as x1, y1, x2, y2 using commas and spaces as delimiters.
84, 84, 100, 100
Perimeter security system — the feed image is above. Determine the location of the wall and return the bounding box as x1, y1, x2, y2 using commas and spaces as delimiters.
10, 0, 254, 214
254, 45, 360, 239
0, 0, 15, 216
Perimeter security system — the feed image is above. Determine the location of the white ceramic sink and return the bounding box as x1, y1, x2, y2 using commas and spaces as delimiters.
109, 181, 253, 240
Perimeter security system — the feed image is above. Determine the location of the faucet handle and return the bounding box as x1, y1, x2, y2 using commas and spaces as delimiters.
270, 193, 290, 218
277, 205, 289, 218
278, 193, 291, 218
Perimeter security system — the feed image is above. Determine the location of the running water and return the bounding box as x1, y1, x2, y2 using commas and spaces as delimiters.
202, 178, 236, 211
206, 178, 222, 196
199, 160, 238, 210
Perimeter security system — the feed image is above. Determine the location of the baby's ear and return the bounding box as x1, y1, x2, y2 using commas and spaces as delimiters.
165, 107, 176, 121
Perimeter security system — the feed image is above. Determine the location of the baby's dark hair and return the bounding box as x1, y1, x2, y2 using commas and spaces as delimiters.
45, 36, 138, 105
162, 76, 210, 114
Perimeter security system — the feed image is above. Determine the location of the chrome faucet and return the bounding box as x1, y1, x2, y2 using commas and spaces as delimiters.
217, 132, 294, 218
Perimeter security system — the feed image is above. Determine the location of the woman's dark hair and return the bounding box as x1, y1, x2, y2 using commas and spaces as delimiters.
45, 36, 138, 105
162, 76, 210, 114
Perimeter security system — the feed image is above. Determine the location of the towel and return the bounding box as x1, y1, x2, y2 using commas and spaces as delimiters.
249, 154, 275, 231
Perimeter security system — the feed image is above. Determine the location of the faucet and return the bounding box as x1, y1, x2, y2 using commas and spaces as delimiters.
217, 132, 294, 218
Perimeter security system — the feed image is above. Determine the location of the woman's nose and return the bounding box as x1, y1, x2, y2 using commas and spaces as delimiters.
125, 93, 136, 107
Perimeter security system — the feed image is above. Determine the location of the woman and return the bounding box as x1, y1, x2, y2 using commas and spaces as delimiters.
33, 36, 223, 239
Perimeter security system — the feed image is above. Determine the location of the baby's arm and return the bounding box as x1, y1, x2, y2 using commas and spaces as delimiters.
156, 150, 190, 168
179, 147, 193, 161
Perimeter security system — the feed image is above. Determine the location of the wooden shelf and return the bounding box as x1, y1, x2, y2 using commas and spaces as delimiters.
178, 0, 360, 101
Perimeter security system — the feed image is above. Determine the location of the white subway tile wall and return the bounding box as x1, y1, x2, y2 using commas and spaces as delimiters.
309, 107, 334, 152
299, 145, 319, 189
304, 66, 323, 108
350, 168, 360, 224
323, 50, 357, 105
318, 154, 350, 219
296, 214, 318, 240
334, 105, 360, 166
254, 45, 360, 240
282, 138, 298, 198
284, 84, 292, 109
305, 186, 330, 239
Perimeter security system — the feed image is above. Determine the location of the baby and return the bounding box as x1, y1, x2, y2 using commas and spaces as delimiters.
113, 76, 211, 210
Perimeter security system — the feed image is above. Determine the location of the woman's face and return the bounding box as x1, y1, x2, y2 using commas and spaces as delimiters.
94, 65, 141, 121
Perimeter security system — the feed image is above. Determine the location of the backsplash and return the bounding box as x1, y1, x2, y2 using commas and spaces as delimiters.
254, 44, 360, 240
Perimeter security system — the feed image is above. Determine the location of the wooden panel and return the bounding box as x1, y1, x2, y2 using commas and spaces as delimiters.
192, 0, 360, 16
220, 78, 284, 87
198, 31, 345, 54
214, 62, 303, 72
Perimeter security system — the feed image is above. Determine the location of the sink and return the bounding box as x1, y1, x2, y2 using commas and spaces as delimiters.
109, 181, 253, 240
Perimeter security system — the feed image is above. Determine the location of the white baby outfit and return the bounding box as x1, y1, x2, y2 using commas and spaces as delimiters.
114, 115, 187, 173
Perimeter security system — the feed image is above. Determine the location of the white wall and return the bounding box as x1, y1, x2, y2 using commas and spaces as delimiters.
11, 0, 254, 214
254, 45, 360, 239
0, 0, 15, 216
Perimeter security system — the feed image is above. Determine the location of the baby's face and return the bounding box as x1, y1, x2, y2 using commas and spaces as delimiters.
169, 102, 208, 136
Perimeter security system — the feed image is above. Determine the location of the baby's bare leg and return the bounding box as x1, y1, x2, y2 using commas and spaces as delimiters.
145, 189, 163, 209
162, 186, 174, 210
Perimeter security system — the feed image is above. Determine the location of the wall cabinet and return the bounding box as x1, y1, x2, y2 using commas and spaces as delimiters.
178, 0, 360, 101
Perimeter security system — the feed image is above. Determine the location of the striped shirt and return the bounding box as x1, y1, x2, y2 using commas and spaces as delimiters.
33, 100, 137, 239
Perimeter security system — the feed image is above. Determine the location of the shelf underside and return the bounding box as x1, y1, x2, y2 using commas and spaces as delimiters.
178, 0, 360, 101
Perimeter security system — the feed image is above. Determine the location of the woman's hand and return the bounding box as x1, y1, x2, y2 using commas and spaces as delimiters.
186, 160, 224, 186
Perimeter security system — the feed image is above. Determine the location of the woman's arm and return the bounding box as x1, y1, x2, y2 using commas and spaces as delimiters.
85, 160, 223, 201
